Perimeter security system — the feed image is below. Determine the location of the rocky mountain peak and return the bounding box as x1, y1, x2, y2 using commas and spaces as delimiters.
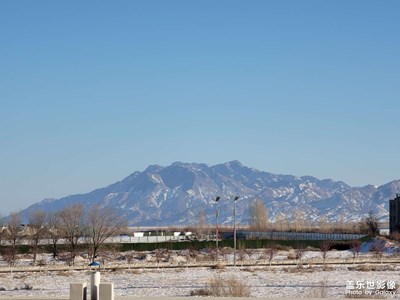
11, 161, 398, 226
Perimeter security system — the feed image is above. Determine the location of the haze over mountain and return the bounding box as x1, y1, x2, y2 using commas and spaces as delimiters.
16, 161, 399, 226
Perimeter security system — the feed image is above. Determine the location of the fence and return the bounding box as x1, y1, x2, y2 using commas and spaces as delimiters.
238, 231, 366, 241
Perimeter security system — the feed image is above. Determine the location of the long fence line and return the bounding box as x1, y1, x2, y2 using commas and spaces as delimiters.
238, 231, 366, 241
0, 231, 366, 247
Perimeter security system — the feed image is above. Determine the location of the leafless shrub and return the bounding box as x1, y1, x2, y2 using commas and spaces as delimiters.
55, 270, 72, 276
59, 252, 74, 266
220, 247, 232, 261
305, 278, 329, 298
155, 249, 166, 265
282, 267, 300, 273
125, 252, 135, 264
191, 275, 251, 297
2, 247, 20, 268
237, 245, 247, 265
190, 288, 213, 296
246, 248, 254, 260
350, 240, 361, 263
295, 244, 305, 265
265, 243, 278, 266
319, 240, 332, 265
14, 284, 33, 291
287, 250, 297, 260
321, 265, 334, 271
360, 211, 379, 236
371, 243, 386, 263
242, 267, 255, 273
211, 263, 225, 270
37, 259, 46, 266
352, 264, 371, 272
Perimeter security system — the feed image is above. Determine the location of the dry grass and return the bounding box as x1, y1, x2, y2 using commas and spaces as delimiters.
211, 263, 226, 270
281, 265, 317, 273
348, 264, 396, 272
14, 283, 33, 291
242, 267, 256, 273
287, 250, 297, 260
191, 275, 251, 297
55, 270, 73, 276
305, 278, 329, 298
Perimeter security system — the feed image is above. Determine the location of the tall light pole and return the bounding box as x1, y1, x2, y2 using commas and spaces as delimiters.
215, 196, 220, 260
233, 196, 239, 267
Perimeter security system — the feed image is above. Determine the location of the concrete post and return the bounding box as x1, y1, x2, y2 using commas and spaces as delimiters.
91, 271, 100, 300
70, 282, 87, 300
99, 283, 114, 300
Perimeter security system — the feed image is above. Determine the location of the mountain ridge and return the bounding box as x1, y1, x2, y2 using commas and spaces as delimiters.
13, 161, 399, 226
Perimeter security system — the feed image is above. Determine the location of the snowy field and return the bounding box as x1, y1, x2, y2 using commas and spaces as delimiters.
0, 238, 400, 298
1, 264, 400, 298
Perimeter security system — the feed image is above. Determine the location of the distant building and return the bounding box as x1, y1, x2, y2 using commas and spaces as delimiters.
389, 193, 400, 234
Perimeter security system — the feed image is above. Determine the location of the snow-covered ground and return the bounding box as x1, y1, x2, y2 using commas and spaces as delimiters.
0, 238, 400, 298
1, 263, 400, 298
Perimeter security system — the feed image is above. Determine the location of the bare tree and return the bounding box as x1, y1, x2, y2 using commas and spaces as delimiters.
194, 207, 207, 236
275, 213, 289, 232
58, 204, 85, 265
237, 245, 248, 266
155, 249, 165, 267
318, 216, 330, 233
350, 239, 361, 264
248, 198, 268, 230
246, 248, 254, 261
265, 242, 278, 266
28, 210, 47, 265
47, 211, 62, 260
294, 243, 305, 266
319, 240, 332, 266
293, 210, 306, 232
86, 205, 128, 263
5, 212, 22, 264
1, 247, 17, 267
361, 211, 379, 237
371, 243, 385, 263
125, 251, 135, 269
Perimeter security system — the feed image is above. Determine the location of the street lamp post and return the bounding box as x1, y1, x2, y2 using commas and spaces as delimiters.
215, 196, 220, 261
233, 196, 239, 267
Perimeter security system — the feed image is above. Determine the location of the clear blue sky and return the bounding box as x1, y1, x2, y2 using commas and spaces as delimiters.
1, 1, 399, 215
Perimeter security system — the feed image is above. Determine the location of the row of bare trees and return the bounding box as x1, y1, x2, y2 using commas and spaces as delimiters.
248, 198, 380, 235
0, 204, 127, 265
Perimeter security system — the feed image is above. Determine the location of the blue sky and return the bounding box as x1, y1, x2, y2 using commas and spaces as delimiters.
1, 1, 399, 215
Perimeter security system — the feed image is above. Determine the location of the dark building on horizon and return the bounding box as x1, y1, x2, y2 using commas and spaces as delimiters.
389, 193, 400, 234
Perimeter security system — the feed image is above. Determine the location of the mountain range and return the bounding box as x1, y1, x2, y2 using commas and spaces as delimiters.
16, 161, 400, 226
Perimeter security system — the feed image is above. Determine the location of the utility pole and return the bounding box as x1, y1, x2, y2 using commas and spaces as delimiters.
233, 196, 239, 267
215, 196, 220, 261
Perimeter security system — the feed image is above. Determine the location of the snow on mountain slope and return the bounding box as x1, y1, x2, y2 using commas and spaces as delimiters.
12, 161, 399, 226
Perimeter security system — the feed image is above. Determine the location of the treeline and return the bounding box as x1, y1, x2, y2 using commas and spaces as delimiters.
191, 199, 381, 235
0, 204, 128, 266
